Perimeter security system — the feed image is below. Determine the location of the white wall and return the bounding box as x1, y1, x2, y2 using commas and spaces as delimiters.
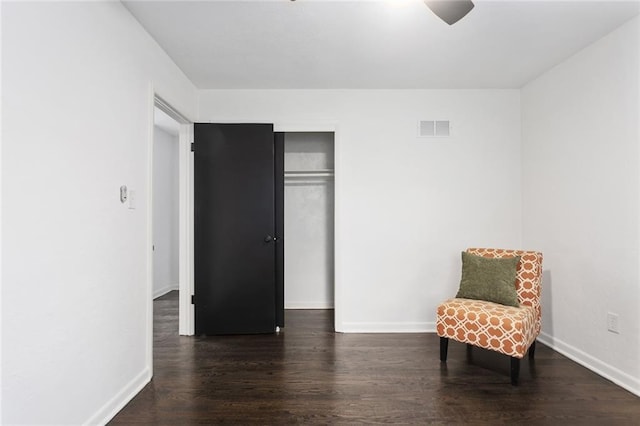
284, 132, 335, 309
153, 127, 180, 299
198, 89, 523, 332
522, 16, 640, 395
1, 2, 196, 424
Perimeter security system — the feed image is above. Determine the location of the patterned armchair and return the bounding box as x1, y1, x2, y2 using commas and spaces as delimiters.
436, 248, 543, 385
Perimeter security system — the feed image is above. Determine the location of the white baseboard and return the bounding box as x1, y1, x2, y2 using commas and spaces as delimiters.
538, 332, 640, 397
340, 321, 436, 333
153, 283, 179, 299
285, 302, 334, 309
84, 367, 151, 426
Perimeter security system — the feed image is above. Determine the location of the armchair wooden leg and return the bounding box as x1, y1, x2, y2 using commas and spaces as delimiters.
440, 337, 449, 362
510, 357, 520, 386
528, 340, 536, 360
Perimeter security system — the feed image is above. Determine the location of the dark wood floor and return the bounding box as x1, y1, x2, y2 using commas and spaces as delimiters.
111, 291, 640, 424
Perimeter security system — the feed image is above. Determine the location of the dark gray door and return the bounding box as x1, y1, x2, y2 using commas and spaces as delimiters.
194, 123, 282, 334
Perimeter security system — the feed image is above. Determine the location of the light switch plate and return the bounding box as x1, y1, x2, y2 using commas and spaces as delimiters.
128, 189, 136, 209
607, 312, 619, 334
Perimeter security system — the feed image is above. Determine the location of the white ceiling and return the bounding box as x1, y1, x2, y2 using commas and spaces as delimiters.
123, 0, 640, 89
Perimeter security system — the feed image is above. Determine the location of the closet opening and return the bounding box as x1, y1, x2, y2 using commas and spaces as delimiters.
283, 132, 335, 325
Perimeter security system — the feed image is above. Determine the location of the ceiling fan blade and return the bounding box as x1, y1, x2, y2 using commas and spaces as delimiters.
425, 1, 475, 25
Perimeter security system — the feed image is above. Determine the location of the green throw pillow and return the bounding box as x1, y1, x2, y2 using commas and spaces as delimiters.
456, 252, 520, 307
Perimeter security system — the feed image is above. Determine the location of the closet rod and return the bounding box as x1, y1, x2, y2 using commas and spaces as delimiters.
284, 169, 334, 178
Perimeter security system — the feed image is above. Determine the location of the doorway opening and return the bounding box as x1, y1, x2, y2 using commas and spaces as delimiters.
153, 106, 180, 306
148, 94, 193, 380
283, 132, 335, 325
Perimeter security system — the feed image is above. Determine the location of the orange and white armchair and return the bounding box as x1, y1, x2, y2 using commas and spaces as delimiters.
436, 248, 543, 385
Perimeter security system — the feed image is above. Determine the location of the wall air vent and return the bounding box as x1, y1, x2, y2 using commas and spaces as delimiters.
418, 120, 450, 137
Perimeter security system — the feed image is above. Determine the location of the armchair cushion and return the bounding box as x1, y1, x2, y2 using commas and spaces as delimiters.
437, 298, 537, 358
456, 251, 520, 307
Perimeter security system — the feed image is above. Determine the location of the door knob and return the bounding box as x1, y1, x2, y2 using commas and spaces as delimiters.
264, 235, 273, 243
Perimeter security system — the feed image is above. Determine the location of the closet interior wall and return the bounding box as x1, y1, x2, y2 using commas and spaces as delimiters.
284, 132, 335, 309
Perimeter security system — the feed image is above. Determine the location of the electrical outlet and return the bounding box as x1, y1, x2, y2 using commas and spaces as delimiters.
607, 312, 620, 334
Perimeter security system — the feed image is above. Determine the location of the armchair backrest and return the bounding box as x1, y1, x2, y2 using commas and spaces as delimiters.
466, 248, 543, 334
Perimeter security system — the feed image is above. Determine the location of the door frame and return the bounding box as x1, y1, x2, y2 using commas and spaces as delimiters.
275, 123, 342, 332
147, 91, 194, 377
